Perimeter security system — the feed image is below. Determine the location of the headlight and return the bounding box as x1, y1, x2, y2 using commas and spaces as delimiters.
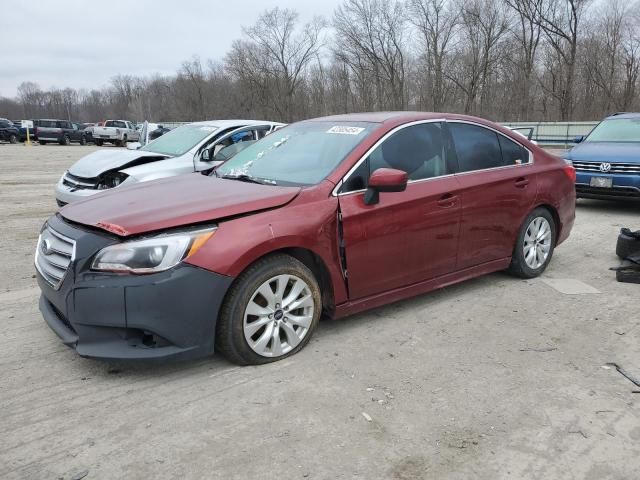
98, 172, 128, 189
91, 227, 216, 274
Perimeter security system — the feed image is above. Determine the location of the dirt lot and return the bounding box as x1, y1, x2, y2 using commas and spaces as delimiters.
1, 144, 639, 479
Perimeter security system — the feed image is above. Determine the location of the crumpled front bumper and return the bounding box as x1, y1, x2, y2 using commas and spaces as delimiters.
37, 214, 233, 362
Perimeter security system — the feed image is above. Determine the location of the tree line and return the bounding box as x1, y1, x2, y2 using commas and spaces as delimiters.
1, 0, 639, 124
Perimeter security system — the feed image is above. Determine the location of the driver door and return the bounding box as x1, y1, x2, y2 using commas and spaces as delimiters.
337, 122, 462, 300
193, 125, 273, 172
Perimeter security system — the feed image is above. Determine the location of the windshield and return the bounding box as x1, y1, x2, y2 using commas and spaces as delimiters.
140, 124, 218, 156
216, 121, 376, 185
586, 118, 640, 143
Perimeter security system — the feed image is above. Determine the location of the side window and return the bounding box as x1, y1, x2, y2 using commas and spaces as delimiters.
340, 123, 447, 193
256, 128, 269, 140
499, 135, 530, 165
449, 123, 503, 172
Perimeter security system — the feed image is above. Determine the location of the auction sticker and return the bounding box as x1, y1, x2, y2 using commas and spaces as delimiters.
327, 126, 365, 135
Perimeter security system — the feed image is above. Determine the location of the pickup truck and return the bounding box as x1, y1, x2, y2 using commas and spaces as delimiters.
92, 120, 140, 146
36, 119, 88, 145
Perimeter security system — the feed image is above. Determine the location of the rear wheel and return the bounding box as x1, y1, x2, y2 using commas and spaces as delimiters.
95, 139, 103, 146
216, 254, 321, 365
508, 208, 556, 278
9, 134, 17, 144
80, 135, 87, 145
39, 141, 47, 145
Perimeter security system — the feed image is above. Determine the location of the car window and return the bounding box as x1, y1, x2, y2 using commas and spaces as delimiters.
498, 134, 530, 165
140, 124, 220, 156
0, 121, 9, 128
585, 118, 640, 143
216, 121, 376, 186
212, 129, 256, 157
449, 123, 504, 172
340, 122, 447, 193
105, 120, 126, 128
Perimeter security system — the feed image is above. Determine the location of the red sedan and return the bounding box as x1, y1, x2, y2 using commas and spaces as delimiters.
35, 112, 576, 365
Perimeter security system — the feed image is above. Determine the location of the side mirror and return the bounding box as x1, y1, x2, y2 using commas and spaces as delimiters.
201, 149, 211, 161
574, 135, 585, 144
126, 142, 141, 150
364, 168, 408, 205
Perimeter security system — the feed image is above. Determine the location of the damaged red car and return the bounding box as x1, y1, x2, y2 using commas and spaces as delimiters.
35, 112, 576, 365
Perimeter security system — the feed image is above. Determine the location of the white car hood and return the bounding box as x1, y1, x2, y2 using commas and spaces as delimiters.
68, 149, 169, 178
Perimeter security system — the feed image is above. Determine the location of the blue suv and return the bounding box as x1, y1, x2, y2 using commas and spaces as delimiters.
564, 113, 640, 200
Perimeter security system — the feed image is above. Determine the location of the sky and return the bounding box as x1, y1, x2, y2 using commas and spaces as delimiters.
0, 0, 342, 98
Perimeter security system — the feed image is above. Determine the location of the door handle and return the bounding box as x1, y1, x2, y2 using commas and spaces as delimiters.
437, 193, 458, 208
515, 177, 529, 188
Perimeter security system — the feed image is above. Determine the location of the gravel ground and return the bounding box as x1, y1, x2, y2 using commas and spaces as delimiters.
1, 144, 639, 480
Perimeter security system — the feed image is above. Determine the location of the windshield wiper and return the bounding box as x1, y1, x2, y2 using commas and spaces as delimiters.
220, 173, 275, 185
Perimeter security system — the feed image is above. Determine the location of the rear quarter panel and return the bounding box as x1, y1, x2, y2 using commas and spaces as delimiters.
534, 150, 576, 245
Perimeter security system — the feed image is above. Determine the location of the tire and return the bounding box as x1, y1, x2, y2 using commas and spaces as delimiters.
80, 135, 87, 146
216, 254, 322, 365
95, 139, 103, 146
39, 141, 47, 145
508, 207, 557, 278
616, 229, 640, 259
9, 134, 17, 144
60, 135, 70, 146
115, 139, 123, 147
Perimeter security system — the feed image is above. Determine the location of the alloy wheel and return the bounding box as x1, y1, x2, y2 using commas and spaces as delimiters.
243, 274, 315, 357
523, 216, 552, 269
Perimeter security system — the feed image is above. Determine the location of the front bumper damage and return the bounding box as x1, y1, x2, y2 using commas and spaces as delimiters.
37, 214, 233, 362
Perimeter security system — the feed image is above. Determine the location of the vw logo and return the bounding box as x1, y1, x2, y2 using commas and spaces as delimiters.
599, 162, 612, 173
40, 238, 53, 256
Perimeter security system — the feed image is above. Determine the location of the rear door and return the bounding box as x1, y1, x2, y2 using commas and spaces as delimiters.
338, 121, 462, 300
446, 121, 537, 270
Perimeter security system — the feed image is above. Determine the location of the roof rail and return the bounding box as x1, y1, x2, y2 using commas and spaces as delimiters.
610, 112, 632, 116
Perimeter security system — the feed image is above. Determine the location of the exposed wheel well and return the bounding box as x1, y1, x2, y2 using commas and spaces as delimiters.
534, 204, 560, 244
233, 248, 336, 320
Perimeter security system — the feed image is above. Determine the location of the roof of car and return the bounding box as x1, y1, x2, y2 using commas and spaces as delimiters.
190, 119, 285, 128
309, 111, 498, 125
605, 112, 640, 119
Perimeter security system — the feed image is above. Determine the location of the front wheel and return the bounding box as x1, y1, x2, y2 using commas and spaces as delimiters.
508, 208, 556, 278
216, 254, 322, 365
39, 141, 47, 145
94, 139, 103, 146
9, 134, 17, 144
80, 135, 87, 145
60, 135, 70, 146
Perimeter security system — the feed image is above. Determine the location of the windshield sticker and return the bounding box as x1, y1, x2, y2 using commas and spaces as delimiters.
199, 126, 216, 132
327, 126, 365, 135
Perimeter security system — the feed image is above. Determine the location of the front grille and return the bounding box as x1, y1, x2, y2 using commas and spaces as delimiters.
576, 184, 640, 198
62, 172, 98, 190
35, 226, 75, 289
572, 161, 640, 174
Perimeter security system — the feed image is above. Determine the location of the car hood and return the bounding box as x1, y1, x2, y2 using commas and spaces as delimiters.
564, 142, 640, 163
68, 149, 170, 178
60, 174, 301, 236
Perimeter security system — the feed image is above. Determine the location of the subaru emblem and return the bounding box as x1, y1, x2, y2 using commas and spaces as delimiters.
599, 162, 612, 173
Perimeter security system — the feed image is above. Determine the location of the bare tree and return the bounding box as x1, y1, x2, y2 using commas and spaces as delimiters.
407, 0, 458, 111
333, 0, 408, 110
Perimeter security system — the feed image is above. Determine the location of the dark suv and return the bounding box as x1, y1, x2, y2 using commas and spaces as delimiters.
36, 120, 88, 145
0, 119, 20, 143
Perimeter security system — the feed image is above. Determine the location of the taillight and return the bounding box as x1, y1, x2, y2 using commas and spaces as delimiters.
563, 165, 576, 182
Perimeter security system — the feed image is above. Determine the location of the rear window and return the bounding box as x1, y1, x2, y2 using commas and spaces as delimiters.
39, 120, 58, 128
105, 120, 127, 128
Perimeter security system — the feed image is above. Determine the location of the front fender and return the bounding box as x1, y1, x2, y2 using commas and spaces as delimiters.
185, 195, 348, 305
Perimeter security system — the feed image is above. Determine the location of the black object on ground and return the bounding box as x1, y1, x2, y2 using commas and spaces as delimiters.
606, 363, 640, 389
